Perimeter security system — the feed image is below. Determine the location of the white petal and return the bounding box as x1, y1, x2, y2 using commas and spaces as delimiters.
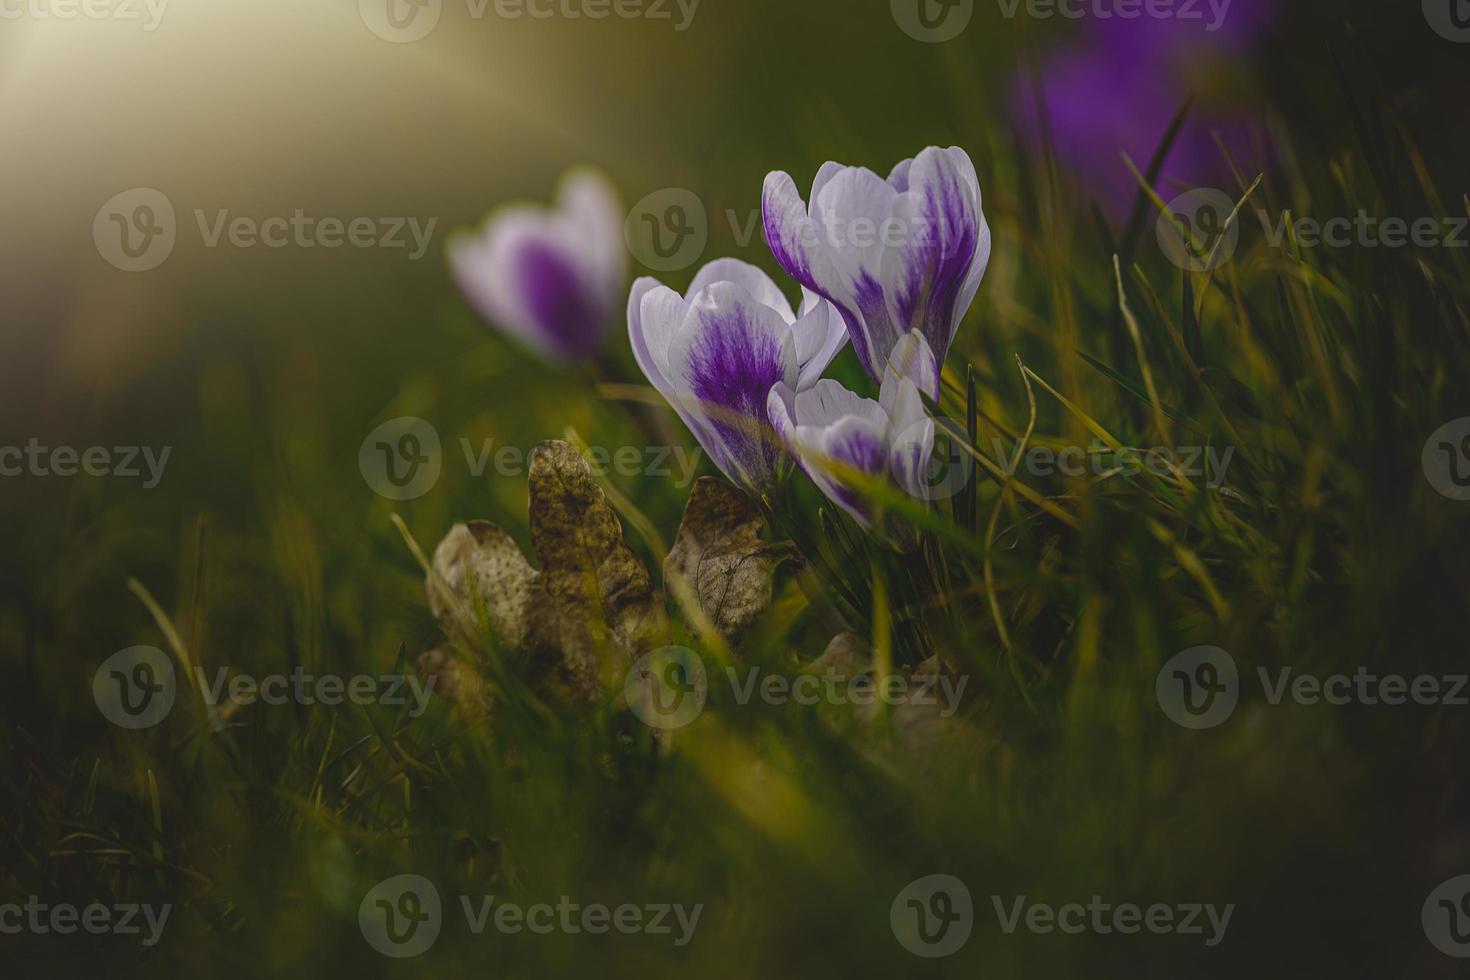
880, 331, 941, 406
790, 294, 850, 390
555, 168, 625, 305
686, 257, 796, 322
628, 277, 687, 396
793, 378, 887, 431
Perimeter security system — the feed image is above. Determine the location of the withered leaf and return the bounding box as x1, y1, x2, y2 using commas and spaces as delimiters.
664, 476, 794, 640
424, 440, 665, 706
529, 441, 666, 655
429, 520, 539, 648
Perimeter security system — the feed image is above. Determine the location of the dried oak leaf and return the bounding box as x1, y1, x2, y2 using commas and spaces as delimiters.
425, 440, 665, 705
663, 476, 795, 640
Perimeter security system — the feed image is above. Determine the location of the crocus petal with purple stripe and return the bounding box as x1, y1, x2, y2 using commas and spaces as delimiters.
762, 146, 990, 398
669, 282, 797, 493
629, 259, 846, 495
767, 364, 936, 531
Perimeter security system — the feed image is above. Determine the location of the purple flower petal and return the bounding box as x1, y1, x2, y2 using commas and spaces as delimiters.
668, 281, 798, 493
763, 147, 990, 388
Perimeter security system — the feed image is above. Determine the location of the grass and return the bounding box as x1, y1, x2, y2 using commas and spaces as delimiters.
3, 20, 1469, 980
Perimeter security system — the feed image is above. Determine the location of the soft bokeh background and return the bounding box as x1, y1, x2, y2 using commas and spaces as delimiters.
3, 1, 1470, 976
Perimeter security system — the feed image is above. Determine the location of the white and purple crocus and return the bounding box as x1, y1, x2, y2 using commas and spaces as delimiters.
768, 332, 937, 531
628, 258, 848, 496
761, 145, 991, 400
626, 145, 990, 534
450, 168, 626, 362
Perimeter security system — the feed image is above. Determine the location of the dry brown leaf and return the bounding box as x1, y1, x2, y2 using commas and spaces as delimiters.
429, 521, 539, 647
424, 440, 665, 706
664, 477, 794, 641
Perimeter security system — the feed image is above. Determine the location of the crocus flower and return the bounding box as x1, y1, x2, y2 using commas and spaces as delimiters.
449, 168, 625, 362
767, 333, 936, 532
762, 146, 992, 399
628, 258, 848, 496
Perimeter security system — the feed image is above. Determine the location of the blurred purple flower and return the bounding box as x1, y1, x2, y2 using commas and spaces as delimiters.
1011, 0, 1276, 214
449, 168, 625, 362
762, 146, 992, 399
628, 258, 847, 495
